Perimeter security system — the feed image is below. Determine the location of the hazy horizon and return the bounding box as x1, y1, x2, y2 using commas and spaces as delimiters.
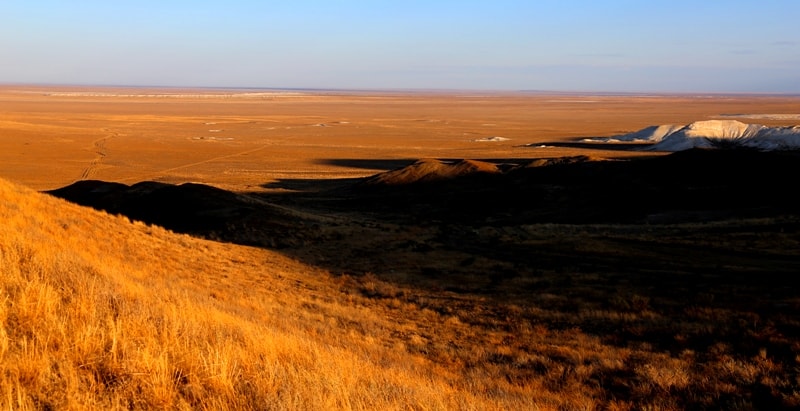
2, 1, 799, 93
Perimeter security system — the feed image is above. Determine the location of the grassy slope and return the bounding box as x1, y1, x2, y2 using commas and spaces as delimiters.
3, 174, 800, 410
0, 178, 541, 410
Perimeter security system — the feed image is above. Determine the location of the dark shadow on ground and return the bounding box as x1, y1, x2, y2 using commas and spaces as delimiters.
315, 158, 419, 171
262, 177, 362, 192
46, 148, 800, 272
45, 149, 800, 408
46, 149, 800, 280
315, 157, 570, 171
530, 141, 655, 151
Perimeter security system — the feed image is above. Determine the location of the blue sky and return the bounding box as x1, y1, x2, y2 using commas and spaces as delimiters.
1, 1, 799, 92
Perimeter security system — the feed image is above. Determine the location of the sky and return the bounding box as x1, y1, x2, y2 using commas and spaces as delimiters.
1, 1, 799, 93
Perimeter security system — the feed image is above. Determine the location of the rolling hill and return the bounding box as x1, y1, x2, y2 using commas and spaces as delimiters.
5, 147, 800, 409
0, 177, 536, 409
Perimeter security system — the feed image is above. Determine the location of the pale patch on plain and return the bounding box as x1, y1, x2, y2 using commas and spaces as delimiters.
716, 114, 800, 120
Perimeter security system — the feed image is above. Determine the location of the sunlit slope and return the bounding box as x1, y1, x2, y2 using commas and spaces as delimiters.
0, 178, 531, 410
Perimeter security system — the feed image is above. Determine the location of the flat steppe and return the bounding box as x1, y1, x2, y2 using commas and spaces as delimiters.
3, 85, 800, 409
3, 85, 800, 191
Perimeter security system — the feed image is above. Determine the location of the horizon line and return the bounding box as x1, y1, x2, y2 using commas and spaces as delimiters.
2, 82, 800, 97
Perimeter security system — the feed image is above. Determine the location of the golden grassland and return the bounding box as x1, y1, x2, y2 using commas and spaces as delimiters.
1, 177, 516, 410
4, 175, 800, 409
3, 87, 800, 409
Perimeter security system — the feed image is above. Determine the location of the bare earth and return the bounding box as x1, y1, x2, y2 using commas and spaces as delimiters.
3, 85, 800, 191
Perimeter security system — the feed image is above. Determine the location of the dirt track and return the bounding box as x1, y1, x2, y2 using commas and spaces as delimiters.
78, 131, 114, 181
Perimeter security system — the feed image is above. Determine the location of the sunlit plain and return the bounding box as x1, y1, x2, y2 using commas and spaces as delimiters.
2, 86, 800, 409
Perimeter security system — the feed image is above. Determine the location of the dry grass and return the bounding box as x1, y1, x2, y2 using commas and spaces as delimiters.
4, 177, 800, 410
1, 178, 538, 409
3, 87, 800, 409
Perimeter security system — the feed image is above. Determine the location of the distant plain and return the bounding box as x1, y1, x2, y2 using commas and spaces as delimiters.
3, 85, 800, 409
4, 85, 800, 191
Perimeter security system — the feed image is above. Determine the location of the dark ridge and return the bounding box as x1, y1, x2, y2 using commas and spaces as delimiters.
46, 149, 800, 245
47, 180, 257, 233
339, 149, 800, 225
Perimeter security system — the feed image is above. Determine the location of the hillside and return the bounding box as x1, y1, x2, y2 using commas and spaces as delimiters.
0, 177, 537, 409
6, 146, 800, 409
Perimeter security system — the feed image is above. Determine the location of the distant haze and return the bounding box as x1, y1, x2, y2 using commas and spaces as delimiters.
2, 1, 799, 93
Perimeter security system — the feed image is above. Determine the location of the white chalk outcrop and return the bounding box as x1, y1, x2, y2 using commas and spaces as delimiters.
587, 120, 800, 151
473, 136, 510, 142
583, 124, 684, 143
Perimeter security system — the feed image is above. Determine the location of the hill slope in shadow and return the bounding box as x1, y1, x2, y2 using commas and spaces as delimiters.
49, 149, 800, 234
45, 149, 800, 283
18, 149, 800, 408
343, 149, 800, 225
